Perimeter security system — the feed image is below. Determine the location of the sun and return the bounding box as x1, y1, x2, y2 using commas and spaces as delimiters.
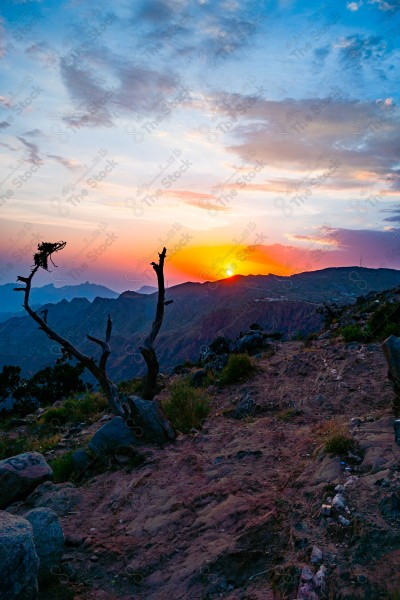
226, 268, 233, 277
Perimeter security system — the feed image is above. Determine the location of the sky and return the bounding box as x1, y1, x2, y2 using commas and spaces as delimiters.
1, 0, 400, 292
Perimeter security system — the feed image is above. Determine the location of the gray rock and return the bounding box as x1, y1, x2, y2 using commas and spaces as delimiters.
25, 507, 64, 583
88, 416, 138, 455
338, 515, 351, 526
0, 511, 39, 599
24, 481, 83, 517
0, 452, 53, 508
232, 394, 255, 419
123, 397, 176, 443
300, 565, 314, 581
72, 449, 92, 473
313, 454, 342, 485
332, 493, 346, 510
310, 546, 323, 564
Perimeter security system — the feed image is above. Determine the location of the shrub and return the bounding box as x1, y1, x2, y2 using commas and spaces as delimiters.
324, 433, 355, 455
42, 392, 107, 426
276, 408, 302, 421
118, 377, 143, 395
42, 406, 69, 425
340, 324, 371, 343
0, 435, 29, 460
0, 432, 62, 460
219, 354, 254, 385
50, 452, 74, 483
163, 379, 210, 434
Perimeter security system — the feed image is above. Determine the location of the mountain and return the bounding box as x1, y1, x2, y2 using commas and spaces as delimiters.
136, 285, 158, 295
0, 282, 118, 321
1, 266, 400, 380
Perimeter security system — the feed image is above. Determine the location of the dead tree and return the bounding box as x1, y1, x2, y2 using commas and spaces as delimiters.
15, 242, 175, 443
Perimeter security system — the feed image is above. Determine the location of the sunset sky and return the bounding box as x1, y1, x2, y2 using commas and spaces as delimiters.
1, 0, 400, 292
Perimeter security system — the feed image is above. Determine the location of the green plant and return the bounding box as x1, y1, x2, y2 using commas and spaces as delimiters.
276, 408, 302, 421
163, 379, 210, 434
0, 435, 29, 460
42, 392, 107, 426
324, 433, 355, 455
50, 451, 74, 483
118, 377, 144, 395
219, 354, 254, 385
340, 324, 371, 343
42, 406, 69, 425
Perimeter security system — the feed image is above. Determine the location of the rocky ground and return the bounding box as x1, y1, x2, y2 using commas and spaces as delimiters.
6, 338, 400, 599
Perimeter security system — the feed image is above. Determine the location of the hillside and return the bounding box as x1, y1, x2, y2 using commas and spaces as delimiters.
1, 267, 400, 380
3, 338, 400, 599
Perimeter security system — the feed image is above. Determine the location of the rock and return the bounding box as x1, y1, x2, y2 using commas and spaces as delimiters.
334, 484, 345, 493
310, 546, 323, 564
25, 507, 64, 583
22, 481, 83, 517
338, 515, 351, 526
88, 416, 139, 455
321, 504, 331, 516
65, 533, 86, 547
232, 394, 255, 419
382, 335, 400, 396
190, 369, 208, 387
332, 493, 346, 510
314, 565, 328, 592
124, 397, 176, 443
209, 335, 231, 354
301, 566, 314, 581
0, 452, 53, 508
380, 492, 400, 518
394, 419, 400, 445
71, 449, 92, 472
0, 511, 39, 599
313, 454, 342, 485
234, 332, 265, 354
350, 417, 362, 427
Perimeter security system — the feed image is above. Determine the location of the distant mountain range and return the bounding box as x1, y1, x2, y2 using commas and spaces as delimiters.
1, 266, 400, 380
0, 282, 119, 323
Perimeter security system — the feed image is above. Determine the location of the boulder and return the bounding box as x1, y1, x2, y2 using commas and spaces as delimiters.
232, 394, 255, 419
88, 416, 138, 455
234, 332, 265, 354
71, 449, 92, 473
24, 481, 83, 517
0, 452, 53, 508
0, 510, 39, 599
312, 454, 342, 485
382, 335, 400, 395
25, 507, 64, 583
123, 397, 176, 443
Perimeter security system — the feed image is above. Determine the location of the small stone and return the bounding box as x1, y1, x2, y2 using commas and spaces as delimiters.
310, 546, 323, 564
334, 484, 345, 493
332, 493, 346, 510
350, 417, 362, 427
301, 565, 314, 581
90, 555, 99, 562
338, 515, 351, 526
314, 565, 328, 591
321, 504, 331, 516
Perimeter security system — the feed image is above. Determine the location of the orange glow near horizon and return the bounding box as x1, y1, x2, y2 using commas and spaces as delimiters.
166, 243, 295, 282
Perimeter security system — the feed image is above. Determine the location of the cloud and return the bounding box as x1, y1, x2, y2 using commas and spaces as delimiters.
0, 121, 10, 129
290, 225, 400, 268
16, 136, 42, 165
24, 128, 43, 137
164, 189, 230, 212
347, 1, 363, 10
47, 154, 81, 170
0, 96, 12, 108
219, 94, 400, 191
